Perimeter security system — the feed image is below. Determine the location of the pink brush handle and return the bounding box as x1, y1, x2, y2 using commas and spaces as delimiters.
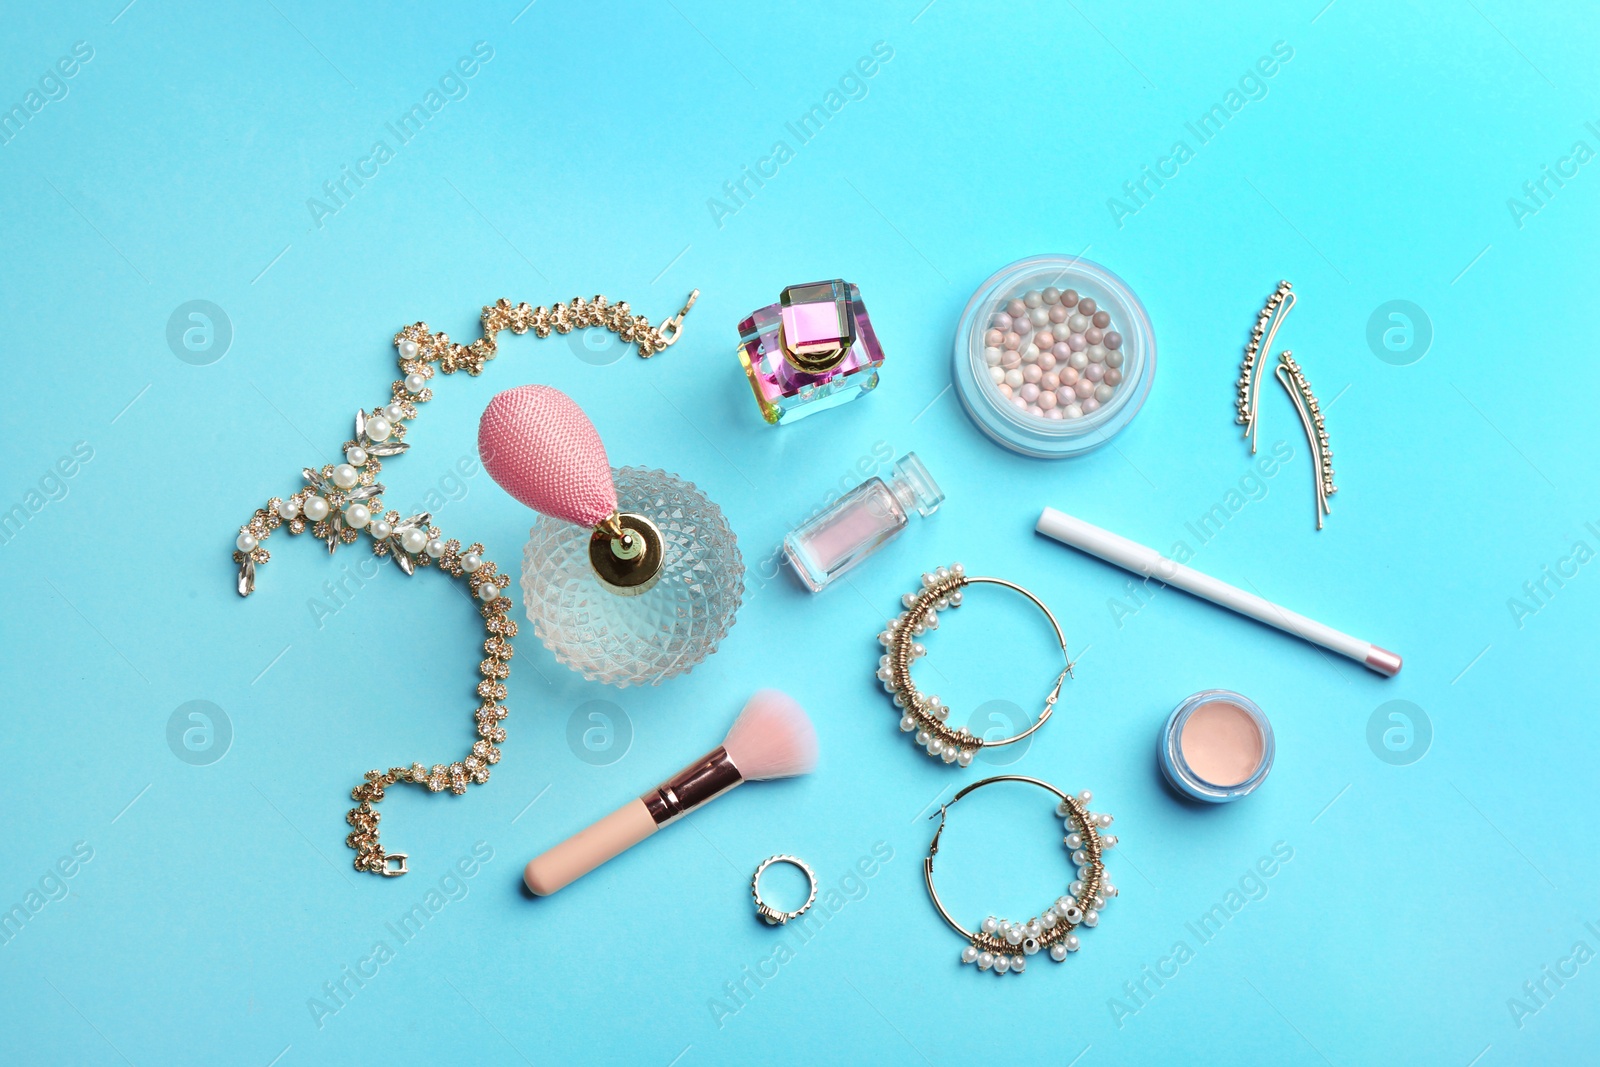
524, 798, 658, 896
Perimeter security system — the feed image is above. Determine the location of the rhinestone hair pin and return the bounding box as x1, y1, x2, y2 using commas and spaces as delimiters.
1235, 280, 1294, 453
1275, 350, 1337, 529
228, 291, 697, 875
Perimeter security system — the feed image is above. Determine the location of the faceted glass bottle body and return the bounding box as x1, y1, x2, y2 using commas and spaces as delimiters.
783, 453, 942, 591
737, 280, 885, 424
521, 466, 744, 686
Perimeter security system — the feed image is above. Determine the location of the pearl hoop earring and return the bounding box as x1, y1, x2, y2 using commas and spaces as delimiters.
875, 563, 1072, 766
925, 775, 1118, 977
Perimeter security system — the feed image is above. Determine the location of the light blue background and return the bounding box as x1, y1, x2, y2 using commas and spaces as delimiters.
3, 1, 1597, 1063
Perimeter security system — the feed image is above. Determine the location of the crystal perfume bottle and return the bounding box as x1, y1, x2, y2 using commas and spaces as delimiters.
737, 280, 885, 424
783, 453, 942, 592
480, 385, 744, 687
520, 466, 744, 686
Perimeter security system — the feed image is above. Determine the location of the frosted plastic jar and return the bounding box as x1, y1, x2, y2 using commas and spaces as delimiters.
953, 254, 1156, 458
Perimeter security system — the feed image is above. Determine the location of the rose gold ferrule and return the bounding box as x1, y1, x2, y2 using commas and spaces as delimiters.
640, 745, 744, 827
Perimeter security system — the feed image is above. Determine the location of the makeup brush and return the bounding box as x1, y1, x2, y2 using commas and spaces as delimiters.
524, 689, 818, 896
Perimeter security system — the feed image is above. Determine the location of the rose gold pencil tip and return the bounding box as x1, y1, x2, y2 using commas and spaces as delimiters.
1365, 646, 1402, 676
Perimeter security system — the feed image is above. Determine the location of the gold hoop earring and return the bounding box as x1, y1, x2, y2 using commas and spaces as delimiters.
925, 775, 1118, 976
875, 564, 1072, 766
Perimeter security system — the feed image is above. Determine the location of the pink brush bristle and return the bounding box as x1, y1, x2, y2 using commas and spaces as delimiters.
478, 384, 617, 526
722, 689, 818, 781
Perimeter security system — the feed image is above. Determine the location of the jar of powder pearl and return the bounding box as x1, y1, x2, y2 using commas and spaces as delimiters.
953, 255, 1155, 458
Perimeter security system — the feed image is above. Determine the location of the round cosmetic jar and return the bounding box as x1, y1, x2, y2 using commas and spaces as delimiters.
953, 254, 1156, 458
1159, 690, 1274, 803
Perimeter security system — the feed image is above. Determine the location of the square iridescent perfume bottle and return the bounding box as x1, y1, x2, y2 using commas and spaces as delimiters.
736, 280, 885, 424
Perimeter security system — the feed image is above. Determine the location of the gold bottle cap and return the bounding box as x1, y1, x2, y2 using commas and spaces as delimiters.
589, 511, 664, 596
778, 280, 856, 376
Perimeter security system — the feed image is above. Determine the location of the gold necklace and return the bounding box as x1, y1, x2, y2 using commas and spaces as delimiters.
230, 291, 698, 875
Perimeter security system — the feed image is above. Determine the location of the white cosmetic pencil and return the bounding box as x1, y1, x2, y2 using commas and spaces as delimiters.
1036, 507, 1401, 676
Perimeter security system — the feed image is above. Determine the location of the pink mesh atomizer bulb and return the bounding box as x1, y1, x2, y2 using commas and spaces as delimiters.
479, 384, 744, 686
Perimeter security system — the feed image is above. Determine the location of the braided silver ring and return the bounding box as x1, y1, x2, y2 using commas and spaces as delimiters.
751, 855, 817, 925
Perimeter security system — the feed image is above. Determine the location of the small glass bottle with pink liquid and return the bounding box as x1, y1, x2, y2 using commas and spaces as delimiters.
783, 453, 943, 592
